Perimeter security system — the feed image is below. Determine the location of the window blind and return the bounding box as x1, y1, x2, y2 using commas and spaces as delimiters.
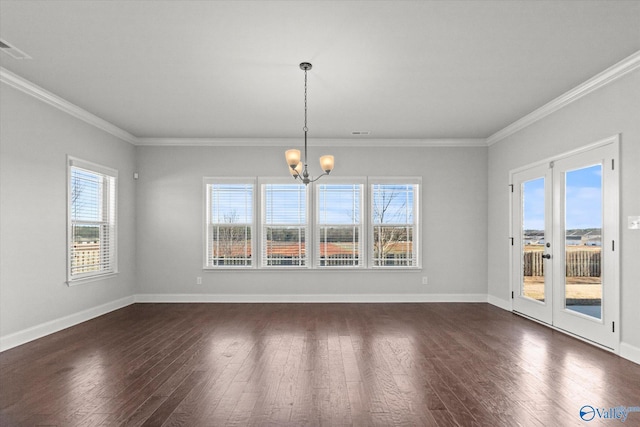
371, 182, 418, 267
68, 160, 117, 281
206, 182, 254, 267
262, 183, 308, 267
316, 183, 363, 267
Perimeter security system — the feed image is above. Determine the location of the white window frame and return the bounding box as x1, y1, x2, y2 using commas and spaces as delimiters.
67, 157, 118, 284
369, 177, 421, 269
200, 176, 422, 271
203, 177, 256, 269
315, 178, 366, 269
259, 177, 310, 268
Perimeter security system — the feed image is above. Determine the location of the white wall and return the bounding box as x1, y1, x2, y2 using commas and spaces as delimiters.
487, 70, 640, 351
135, 144, 488, 299
0, 85, 136, 339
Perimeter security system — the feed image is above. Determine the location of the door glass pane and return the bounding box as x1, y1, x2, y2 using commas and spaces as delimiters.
564, 165, 602, 319
522, 178, 545, 302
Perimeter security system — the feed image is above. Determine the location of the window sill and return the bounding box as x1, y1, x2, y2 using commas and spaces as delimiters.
67, 272, 119, 286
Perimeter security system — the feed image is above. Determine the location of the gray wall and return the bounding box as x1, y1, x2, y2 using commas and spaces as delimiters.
0, 85, 137, 337
2, 65, 637, 356
135, 145, 488, 297
1, 81, 488, 342
487, 70, 640, 349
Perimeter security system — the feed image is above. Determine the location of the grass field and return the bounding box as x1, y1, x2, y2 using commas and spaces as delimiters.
523, 277, 602, 302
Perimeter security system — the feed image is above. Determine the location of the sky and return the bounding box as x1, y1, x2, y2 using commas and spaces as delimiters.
523, 164, 602, 231
209, 183, 415, 225
81, 168, 597, 232
71, 168, 104, 221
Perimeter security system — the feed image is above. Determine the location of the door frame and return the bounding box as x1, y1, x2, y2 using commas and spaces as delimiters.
508, 134, 620, 353
511, 163, 553, 324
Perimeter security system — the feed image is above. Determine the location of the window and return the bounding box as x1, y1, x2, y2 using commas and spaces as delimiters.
67, 158, 117, 283
205, 179, 255, 268
370, 180, 420, 267
203, 177, 420, 270
316, 182, 363, 267
261, 181, 308, 267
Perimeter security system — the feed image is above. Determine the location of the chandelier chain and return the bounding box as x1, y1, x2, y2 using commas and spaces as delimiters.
303, 68, 308, 132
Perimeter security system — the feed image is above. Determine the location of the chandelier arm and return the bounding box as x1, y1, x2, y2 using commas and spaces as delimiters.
308, 172, 331, 183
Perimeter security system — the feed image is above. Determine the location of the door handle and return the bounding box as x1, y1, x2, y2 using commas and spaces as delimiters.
542, 254, 551, 259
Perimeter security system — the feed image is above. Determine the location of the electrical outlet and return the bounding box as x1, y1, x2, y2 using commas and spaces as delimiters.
422, 276, 428, 285
629, 216, 640, 230
196, 277, 202, 285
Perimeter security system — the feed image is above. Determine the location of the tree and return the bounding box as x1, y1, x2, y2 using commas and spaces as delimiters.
372, 185, 412, 265
71, 170, 101, 242
215, 211, 250, 263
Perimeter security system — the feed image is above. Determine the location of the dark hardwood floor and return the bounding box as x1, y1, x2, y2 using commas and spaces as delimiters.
1, 303, 639, 426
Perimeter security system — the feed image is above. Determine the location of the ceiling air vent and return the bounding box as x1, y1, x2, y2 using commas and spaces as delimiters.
351, 131, 370, 135
0, 39, 32, 60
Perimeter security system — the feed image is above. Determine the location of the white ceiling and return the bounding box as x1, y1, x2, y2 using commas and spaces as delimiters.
1, 0, 639, 141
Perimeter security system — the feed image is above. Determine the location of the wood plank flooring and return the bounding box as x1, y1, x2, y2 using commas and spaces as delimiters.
1, 303, 639, 426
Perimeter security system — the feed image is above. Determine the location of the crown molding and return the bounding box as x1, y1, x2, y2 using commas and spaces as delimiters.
135, 137, 487, 148
0, 67, 139, 145
487, 50, 640, 146
0, 67, 484, 148
0, 70, 483, 148
5, 47, 638, 149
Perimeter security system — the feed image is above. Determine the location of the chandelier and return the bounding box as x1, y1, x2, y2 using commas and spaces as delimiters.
285, 62, 334, 185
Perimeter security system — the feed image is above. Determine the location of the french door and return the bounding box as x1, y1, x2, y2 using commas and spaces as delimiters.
511, 138, 619, 350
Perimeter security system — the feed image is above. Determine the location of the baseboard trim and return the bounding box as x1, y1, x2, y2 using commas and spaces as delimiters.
488, 295, 640, 365
134, 293, 489, 303
0, 295, 136, 352
620, 342, 640, 366
7, 293, 636, 366
487, 295, 512, 311
0, 294, 487, 352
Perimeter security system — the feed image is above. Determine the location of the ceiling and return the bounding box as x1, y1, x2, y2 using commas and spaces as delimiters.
1, 0, 639, 142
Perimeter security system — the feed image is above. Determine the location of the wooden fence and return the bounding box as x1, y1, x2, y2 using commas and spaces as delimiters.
524, 250, 601, 277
